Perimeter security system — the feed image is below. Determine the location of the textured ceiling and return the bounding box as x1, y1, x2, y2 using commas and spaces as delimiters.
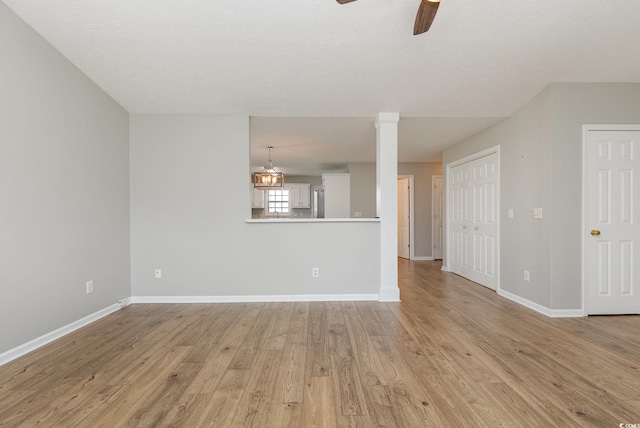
4, 0, 640, 165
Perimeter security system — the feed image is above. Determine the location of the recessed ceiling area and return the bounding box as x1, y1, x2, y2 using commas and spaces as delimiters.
250, 116, 505, 175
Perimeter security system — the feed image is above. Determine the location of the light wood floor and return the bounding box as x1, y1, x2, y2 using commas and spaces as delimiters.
1, 260, 639, 427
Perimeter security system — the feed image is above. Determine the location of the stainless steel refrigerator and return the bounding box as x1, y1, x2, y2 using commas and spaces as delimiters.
311, 186, 325, 218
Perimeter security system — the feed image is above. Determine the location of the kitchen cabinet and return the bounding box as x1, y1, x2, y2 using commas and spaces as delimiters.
251, 186, 264, 208
285, 183, 311, 208
253, 183, 310, 211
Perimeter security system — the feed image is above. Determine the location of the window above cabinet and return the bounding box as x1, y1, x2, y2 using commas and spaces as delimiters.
251, 183, 311, 218
266, 188, 290, 216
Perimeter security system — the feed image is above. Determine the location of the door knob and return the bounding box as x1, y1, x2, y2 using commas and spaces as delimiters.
590, 230, 601, 236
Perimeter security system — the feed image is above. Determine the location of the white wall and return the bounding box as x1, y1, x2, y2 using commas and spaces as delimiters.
0, 3, 130, 354
323, 173, 350, 218
443, 87, 553, 307
549, 83, 640, 309
349, 163, 377, 218
130, 115, 380, 298
443, 83, 640, 312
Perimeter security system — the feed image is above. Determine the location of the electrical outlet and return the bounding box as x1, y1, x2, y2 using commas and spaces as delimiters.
86, 280, 94, 294
312, 267, 319, 278
155, 269, 162, 279
524, 270, 530, 282
354, 212, 363, 218
117, 299, 123, 308
508, 209, 514, 219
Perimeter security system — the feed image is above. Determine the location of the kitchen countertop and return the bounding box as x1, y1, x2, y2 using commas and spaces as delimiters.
246, 218, 380, 224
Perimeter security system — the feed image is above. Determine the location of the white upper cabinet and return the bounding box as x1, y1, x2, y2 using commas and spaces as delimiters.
285, 183, 311, 208
251, 185, 264, 209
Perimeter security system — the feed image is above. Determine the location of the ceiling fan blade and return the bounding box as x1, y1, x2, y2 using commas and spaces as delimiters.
336, 0, 357, 3
414, 0, 440, 35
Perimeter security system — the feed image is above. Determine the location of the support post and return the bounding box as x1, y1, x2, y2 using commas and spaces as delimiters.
376, 112, 400, 302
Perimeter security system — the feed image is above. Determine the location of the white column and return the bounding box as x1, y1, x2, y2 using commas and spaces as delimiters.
376, 112, 400, 302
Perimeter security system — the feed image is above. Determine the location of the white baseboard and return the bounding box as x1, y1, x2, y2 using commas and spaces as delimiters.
377, 288, 401, 302
0, 300, 128, 367
498, 289, 585, 318
411, 256, 434, 261
117, 296, 132, 308
131, 294, 380, 304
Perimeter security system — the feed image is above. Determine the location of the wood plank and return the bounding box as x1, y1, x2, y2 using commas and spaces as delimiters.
0, 378, 78, 426
305, 302, 331, 378
80, 346, 193, 427
301, 376, 337, 428
184, 312, 262, 395
167, 368, 251, 427
200, 369, 252, 426
342, 302, 399, 427
326, 304, 369, 417
227, 303, 275, 370
335, 415, 376, 427
228, 350, 283, 427
273, 302, 309, 403
263, 402, 303, 428
259, 302, 294, 351
19, 384, 128, 427
369, 335, 451, 426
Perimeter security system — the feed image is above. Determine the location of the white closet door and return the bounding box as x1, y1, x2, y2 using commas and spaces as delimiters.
470, 158, 485, 284
451, 164, 470, 278
480, 154, 498, 290
450, 153, 498, 290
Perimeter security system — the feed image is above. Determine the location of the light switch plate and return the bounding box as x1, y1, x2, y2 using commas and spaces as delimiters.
533, 208, 543, 219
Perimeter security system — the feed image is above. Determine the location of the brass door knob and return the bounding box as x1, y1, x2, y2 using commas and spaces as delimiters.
590, 230, 601, 236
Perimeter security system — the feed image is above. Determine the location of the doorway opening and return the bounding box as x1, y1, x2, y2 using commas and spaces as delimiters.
397, 176, 414, 260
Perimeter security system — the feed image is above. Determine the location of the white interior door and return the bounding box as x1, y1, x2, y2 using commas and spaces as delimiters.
477, 155, 498, 289
586, 128, 640, 315
449, 152, 498, 290
470, 159, 485, 284
451, 165, 470, 277
433, 176, 444, 260
397, 178, 410, 259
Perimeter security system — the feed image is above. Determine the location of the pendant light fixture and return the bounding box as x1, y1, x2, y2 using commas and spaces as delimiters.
253, 146, 285, 190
